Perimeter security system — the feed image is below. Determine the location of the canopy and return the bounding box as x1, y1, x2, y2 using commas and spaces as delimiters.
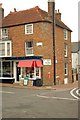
18, 60, 43, 67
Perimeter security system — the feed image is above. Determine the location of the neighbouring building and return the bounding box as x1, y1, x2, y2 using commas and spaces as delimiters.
71, 41, 80, 81
0, 1, 72, 85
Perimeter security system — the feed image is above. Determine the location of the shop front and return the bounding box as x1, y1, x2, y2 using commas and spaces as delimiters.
18, 59, 43, 86
0, 56, 43, 85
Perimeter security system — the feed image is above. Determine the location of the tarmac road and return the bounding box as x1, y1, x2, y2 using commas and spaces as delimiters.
1, 86, 79, 118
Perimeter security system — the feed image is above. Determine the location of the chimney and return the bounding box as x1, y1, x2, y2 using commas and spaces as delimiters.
0, 3, 4, 18
48, 0, 55, 18
0, 3, 2, 8
14, 8, 17, 12
55, 9, 61, 20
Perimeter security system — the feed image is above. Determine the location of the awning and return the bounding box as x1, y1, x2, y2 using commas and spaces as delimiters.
18, 60, 43, 67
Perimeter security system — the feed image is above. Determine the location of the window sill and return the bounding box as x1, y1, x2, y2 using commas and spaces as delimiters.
64, 56, 68, 58
26, 54, 34, 56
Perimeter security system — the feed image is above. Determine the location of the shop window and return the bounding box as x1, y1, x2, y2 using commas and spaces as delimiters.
25, 41, 33, 56
0, 41, 12, 57
21, 67, 41, 79
2, 61, 13, 77
0, 61, 2, 77
36, 68, 40, 77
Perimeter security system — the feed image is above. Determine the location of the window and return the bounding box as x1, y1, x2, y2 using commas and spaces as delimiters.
21, 67, 41, 79
25, 41, 33, 56
2, 28, 8, 39
64, 44, 68, 57
25, 24, 33, 34
0, 61, 13, 77
0, 29, 2, 40
64, 29, 68, 40
65, 63, 68, 75
0, 41, 12, 57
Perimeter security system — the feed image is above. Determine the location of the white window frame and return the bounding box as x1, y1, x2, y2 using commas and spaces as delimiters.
64, 44, 68, 57
21, 67, 41, 79
25, 41, 34, 56
2, 28, 8, 39
65, 63, 68, 76
0, 41, 12, 57
64, 29, 68, 40
25, 24, 33, 35
0, 29, 2, 39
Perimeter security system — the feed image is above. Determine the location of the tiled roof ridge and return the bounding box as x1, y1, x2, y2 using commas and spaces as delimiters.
2, 6, 41, 22
35, 6, 46, 20
2, 6, 47, 21
2, 6, 72, 32
9, 6, 48, 20
59, 19, 69, 28
10, 6, 39, 14
55, 17, 72, 31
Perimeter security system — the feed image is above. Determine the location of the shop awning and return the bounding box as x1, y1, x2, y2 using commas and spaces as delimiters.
18, 60, 43, 67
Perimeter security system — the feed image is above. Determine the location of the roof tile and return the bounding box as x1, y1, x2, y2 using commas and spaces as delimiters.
2, 6, 72, 31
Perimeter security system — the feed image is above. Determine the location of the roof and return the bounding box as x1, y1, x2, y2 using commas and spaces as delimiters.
2, 6, 72, 31
71, 41, 80, 53
55, 18, 72, 31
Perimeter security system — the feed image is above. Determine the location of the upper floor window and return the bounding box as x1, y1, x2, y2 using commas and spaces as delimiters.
0, 41, 12, 57
64, 44, 68, 57
25, 41, 33, 56
64, 29, 68, 40
25, 24, 33, 34
2, 28, 8, 39
0, 28, 8, 40
65, 63, 68, 76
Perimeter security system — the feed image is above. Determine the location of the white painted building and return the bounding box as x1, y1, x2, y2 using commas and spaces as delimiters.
72, 42, 80, 74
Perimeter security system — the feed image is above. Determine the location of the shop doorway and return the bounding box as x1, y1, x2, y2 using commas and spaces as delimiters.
16, 67, 20, 81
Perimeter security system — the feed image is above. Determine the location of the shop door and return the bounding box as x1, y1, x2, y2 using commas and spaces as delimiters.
17, 67, 20, 81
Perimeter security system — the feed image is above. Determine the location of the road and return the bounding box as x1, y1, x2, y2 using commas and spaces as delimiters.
1, 86, 79, 118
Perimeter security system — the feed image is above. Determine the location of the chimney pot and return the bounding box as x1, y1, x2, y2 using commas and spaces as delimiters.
58, 9, 59, 13
0, 3, 2, 8
55, 9, 61, 20
0, 3, 4, 18
14, 8, 17, 12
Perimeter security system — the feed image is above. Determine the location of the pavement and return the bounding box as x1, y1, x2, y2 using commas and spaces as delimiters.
0, 81, 78, 90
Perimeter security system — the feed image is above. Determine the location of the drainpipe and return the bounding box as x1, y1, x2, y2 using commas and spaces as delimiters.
48, 0, 56, 85
52, 0, 56, 85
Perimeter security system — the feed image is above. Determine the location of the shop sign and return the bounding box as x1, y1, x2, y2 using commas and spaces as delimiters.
43, 59, 51, 65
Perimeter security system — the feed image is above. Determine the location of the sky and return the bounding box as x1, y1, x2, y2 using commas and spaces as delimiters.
0, 0, 79, 42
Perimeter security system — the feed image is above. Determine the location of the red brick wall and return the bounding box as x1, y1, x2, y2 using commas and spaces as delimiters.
8, 21, 72, 85
55, 26, 65, 84
55, 26, 72, 84
8, 22, 54, 85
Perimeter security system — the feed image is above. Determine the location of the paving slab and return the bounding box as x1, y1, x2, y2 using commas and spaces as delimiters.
0, 81, 78, 91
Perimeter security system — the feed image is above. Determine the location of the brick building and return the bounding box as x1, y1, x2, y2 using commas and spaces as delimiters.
0, 1, 72, 85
